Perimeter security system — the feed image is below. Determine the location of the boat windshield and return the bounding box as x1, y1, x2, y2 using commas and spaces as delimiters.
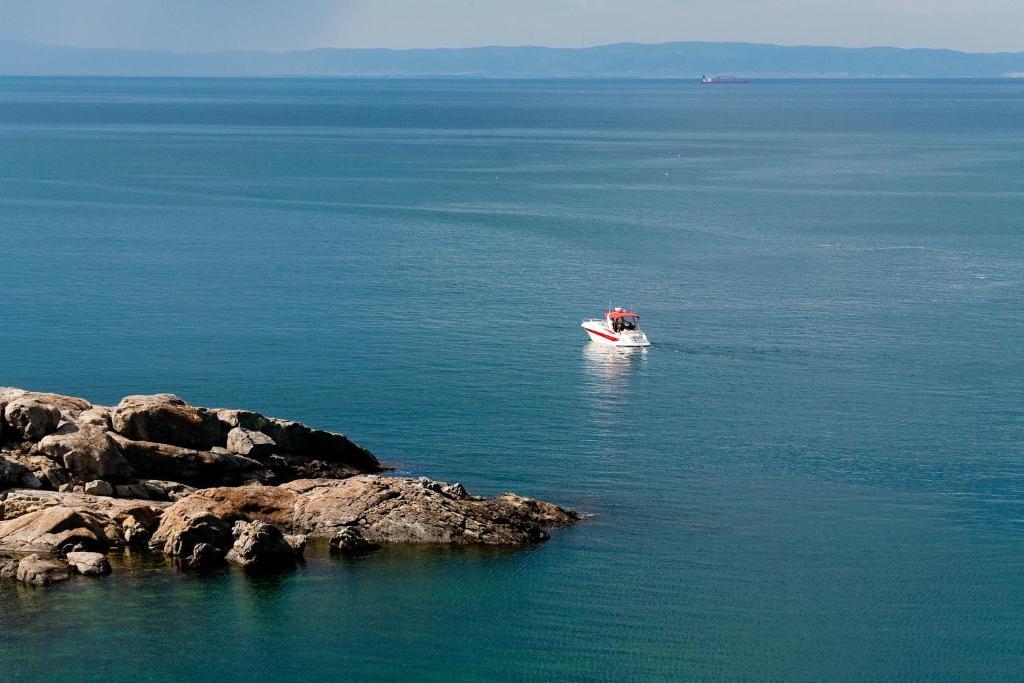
611, 316, 639, 332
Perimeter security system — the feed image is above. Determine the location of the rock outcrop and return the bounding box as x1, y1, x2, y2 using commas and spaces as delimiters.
151, 475, 579, 553
0, 505, 120, 554
0, 489, 166, 553
0, 386, 579, 585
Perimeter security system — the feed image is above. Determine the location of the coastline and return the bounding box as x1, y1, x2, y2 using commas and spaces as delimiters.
0, 387, 578, 585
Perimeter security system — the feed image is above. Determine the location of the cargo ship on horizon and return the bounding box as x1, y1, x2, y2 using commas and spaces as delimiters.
701, 74, 751, 85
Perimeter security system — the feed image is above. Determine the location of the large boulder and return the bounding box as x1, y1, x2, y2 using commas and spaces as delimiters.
110, 434, 270, 487
66, 551, 111, 576
35, 422, 133, 481
225, 520, 300, 571
149, 510, 233, 569
4, 398, 62, 442
16, 554, 69, 586
0, 388, 92, 420
151, 485, 296, 542
111, 394, 222, 450
226, 427, 276, 459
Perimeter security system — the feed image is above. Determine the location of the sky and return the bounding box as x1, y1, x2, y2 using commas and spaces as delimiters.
0, 0, 1021, 54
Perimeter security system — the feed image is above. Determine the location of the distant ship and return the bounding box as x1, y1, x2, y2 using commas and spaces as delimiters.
701, 74, 751, 85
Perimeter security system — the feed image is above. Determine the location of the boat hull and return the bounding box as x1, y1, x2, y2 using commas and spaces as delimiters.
581, 323, 650, 347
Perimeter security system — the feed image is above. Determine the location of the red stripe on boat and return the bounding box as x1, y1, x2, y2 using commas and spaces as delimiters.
584, 327, 618, 341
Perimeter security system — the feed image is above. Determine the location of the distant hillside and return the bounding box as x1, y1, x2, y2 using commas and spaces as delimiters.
2, 40, 1024, 78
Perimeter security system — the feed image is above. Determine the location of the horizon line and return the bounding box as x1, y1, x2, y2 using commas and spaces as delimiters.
4, 37, 1023, 58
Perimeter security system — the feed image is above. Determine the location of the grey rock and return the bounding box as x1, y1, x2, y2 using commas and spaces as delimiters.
38, 464, 70, 489
216, 409, 269, 434
16, 554, 69, 586
226, 427, 276, 459
83, 480, 114, 497
65, 550, 111, 576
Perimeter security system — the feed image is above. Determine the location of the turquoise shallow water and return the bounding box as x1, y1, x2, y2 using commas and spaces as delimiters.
1, 78, 1023, 681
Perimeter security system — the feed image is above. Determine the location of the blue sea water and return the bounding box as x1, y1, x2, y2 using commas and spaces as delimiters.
0, 78, 1023, 681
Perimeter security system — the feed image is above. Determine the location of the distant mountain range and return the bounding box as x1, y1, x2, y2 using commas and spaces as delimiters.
2, 39, 1024, 78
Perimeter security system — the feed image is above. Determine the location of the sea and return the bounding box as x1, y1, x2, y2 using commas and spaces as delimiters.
0, 77, 1022, 681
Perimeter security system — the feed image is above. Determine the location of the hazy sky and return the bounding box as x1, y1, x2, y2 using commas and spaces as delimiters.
1, 0, 1021, 53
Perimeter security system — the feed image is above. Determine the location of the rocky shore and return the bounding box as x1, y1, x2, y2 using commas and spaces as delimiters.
0, 387, 578, 585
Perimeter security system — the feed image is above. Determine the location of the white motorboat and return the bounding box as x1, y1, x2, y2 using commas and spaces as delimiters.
581, 308, 650, 347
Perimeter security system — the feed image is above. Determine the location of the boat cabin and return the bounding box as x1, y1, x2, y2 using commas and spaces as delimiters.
607, 309, 640, 333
